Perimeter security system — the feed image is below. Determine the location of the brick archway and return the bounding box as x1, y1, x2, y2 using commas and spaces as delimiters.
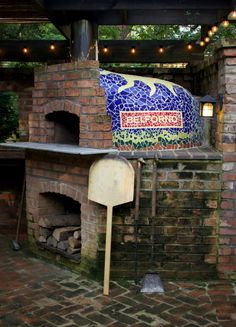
42, 99, 81, 116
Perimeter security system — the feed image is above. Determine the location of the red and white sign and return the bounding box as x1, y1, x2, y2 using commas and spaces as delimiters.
120, 111, 183, 129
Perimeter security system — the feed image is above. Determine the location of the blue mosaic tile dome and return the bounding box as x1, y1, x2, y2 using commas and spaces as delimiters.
99, 70, 203, 150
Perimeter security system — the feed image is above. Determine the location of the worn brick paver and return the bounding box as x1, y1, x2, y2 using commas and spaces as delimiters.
0, 237, 236, 327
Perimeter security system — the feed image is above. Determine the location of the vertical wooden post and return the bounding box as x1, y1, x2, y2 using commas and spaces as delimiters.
103, 205, 113, 295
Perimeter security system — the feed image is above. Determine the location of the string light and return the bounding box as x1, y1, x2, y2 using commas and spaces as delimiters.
103, 45, 108, 53
22, 46, 28, 54
222, 20, 229, 27
187, 42, 192, 50
208, 30, 214, 37
50, 43, 55, 51
211, 25, 218, 33
200, 40, 205, 47
131, 46, 136, 54
159, 45, 164, 54
204, 36, 210, 43
232, 10, 236, 18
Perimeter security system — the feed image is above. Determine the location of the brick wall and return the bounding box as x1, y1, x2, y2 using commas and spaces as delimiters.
25, 150, 102, 274
97, 156, 222, 280
195, 40, 236, 279
216, 44, 236, 279
30, 61, 112, 148
25, 150, 222, 280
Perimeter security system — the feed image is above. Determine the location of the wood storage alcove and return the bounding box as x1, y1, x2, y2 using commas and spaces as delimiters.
37, 192, 82, 262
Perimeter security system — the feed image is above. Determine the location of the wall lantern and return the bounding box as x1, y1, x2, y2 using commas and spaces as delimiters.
199, 95, 216, 118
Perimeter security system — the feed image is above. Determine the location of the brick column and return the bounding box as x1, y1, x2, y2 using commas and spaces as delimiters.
31, 60, 112, 148
216, 41, 236, 279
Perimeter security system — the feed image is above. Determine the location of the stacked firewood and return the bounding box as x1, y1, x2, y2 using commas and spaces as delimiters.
37, 214, 81, 259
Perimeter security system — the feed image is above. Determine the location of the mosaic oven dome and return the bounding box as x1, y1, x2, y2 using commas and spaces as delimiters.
99, 70, 203, 151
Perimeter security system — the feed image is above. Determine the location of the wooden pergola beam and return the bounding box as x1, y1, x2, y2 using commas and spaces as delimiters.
0, 40, 69, 62
0, 0, 49, 23
38, 0, 234, 26
42, 0, 233, 11
98, 40, 204, 63
0, 39, 204, 63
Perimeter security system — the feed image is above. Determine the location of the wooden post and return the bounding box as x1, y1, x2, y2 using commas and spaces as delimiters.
103, 205, 113, 295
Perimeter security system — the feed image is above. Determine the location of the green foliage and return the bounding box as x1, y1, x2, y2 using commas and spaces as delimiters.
211, 23, 236, 41
99, 23, 235, 42
0, 23, 64, 40
130, 25, 200, 40
99, 25, 201, 40
0, 92, 19, 142
99, 25, 133, 39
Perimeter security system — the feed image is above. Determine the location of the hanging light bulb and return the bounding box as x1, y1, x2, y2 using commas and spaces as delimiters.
103, 45, 108, 53
159, 45, 164, 54
187, 42, 192, 50
232, 10, 236, 18
208, 30, 214, 37
131, 46, 136, 54
200, 40, 205, 47
211, 25, 218, 33
50, 43, 55, 51
23, 46, 28, 54
222, 20, 229, 27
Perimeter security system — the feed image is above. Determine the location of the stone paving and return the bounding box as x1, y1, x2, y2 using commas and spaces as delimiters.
0, 236, 236, 327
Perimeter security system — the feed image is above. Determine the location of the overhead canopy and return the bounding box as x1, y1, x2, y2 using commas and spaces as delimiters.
0, 0, 235, 64
38, 0, 234, 25
0, 0, 234, 26
0, 0, 48, 23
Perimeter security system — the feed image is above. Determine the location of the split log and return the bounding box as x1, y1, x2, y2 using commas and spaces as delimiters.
53, 226, 80, 242
57, 240, 69, 251
39, 227, 52, 238
39, 214, 80, 228
73, 230, 81, 240
67, 247, 80, 255
38, 235, 47, 243
47, 236, 58, 248
68, 236, 81, 249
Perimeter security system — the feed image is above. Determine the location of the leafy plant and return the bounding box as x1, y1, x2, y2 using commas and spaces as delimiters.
0, 92, 19, 142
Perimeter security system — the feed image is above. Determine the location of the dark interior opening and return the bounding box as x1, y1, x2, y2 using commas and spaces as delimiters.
46, 111, 80, 145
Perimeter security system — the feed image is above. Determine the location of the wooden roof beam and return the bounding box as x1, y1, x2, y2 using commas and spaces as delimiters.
41, 0, 234, 11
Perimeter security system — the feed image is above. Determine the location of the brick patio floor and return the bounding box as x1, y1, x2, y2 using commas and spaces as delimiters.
0, 236, 236, 327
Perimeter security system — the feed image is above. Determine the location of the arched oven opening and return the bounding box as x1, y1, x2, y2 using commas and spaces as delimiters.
37, 192, 81, 262
46, 111, 80, 145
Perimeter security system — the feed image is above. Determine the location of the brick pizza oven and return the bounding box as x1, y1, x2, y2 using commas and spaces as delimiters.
2, 59, 225, 281
25, 60, 115, 275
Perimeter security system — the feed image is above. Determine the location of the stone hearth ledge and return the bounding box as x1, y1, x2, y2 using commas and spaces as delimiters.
0, 142, 118, 156
0, 143, 222, 160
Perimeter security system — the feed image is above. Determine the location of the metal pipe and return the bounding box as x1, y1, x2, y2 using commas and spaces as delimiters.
72, 19, 97, 60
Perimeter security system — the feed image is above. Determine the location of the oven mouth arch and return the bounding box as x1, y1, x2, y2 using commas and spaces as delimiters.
45, 110, 80, 145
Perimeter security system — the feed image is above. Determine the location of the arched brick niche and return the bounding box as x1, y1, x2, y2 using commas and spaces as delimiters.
25, 152, 101, 272
30, 61, 112, 148
30, 99, 81, 144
